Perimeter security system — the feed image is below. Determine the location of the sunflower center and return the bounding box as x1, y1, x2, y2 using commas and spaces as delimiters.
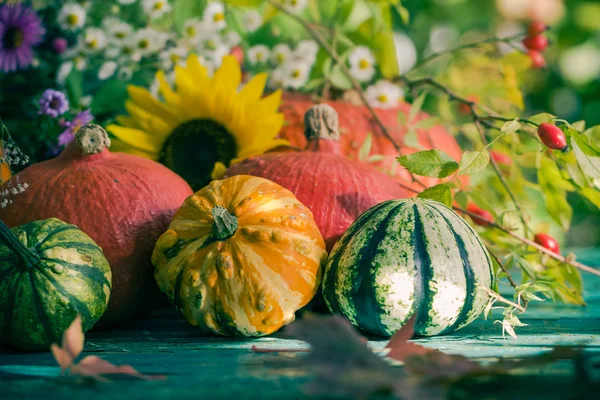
3, 28, 24, 49
160, 119, 237, 190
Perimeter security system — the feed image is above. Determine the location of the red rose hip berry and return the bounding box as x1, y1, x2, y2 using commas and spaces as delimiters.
230, 46, 244, 65
523, 35, 549, 51
534, 233, 560, 254
537, 123, 569, 152
529, 50, 546, 69
466, 203, 493, 227
528, 21, 547, 36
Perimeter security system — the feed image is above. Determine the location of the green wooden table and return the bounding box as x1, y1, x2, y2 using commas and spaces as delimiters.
2, 250, 600, 399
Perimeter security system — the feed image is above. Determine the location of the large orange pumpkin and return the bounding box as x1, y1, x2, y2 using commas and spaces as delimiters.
278, 93, 463, 191
152, 175, 327, 336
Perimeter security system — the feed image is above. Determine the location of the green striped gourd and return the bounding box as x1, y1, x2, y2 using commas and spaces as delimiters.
322, 199, 493, 337
0, 218, 112, 351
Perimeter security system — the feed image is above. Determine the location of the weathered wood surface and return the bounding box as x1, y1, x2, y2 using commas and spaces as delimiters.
1, 249, 600, 399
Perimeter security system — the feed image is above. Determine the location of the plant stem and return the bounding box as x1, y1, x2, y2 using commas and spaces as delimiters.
0, 220, 39, 270
396, 75, 531, 234
266, 0, 427, 189
410, 32, 526, 72
480, 285, 526, 313
456, 206, 600, 277
486, 246, 519, 290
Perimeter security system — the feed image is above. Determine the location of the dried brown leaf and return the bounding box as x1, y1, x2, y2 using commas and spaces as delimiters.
385, 316, 436, 362
71, 356, 166, 381
61, 315, 84, 359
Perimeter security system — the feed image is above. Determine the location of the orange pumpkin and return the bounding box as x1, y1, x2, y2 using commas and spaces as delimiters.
152, 175, 327, 336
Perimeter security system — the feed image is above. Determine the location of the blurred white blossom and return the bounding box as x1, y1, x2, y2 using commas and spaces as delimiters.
143, 0, 171, 19
348, 46, 376, 82
282, 0, 308, 14
58, 3, 86, 31
248, 45, 270, 65
80, 28, 108, 52
160, 45, 188, 70
98, 61, 118, 80
271, 44, 292, 66
244, 10, 262, 32
204, 2, 226, 31
134, 28, 168, 56
283, 60, 311, 89
393, 32, 417, 74
366, 80, 403, 109
103, 18, 133, 45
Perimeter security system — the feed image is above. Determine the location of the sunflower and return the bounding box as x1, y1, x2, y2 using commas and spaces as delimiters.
107, 55, 287, 190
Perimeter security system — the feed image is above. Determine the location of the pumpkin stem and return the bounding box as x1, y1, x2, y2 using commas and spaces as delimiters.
0, 220, 40, 270
211, 206, 238, 241
75, 124, 111, 156
304, 104, 340, 142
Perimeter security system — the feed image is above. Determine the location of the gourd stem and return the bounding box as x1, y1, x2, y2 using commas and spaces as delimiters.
211, 206, 238, 241
75, 124, 111, 156
304, 104, 340, 142
0, 220, 39, 270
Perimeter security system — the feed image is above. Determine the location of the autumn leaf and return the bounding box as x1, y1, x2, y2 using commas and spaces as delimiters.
50, 315, 166, 382
385, 316, 436, 362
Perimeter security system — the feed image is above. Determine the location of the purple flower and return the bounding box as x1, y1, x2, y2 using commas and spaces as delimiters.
52, 37, 68, 54
0, 4, 45, 73
39, 89, 69, 118
54, 110, 94, 153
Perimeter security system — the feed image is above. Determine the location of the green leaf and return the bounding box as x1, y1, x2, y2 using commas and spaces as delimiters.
408, 92, 427, 124
538, 157, 573, 229
528, 113, 556, 125
571, 129, 600, 178
581, 188, 600, 209
393, 2, 410, 24
173, 0, 206, 33
397, 150, 459, 178
500, 118, 521, 134
458, 149, 490, 176
91, 80, 128, 116
65, 69, 83, 108
373, 31, 399, 78
572, 120, 586, 131
418, 184, 452, 207
358, 133, 373, 161
505, 254, 536, 279
455, 191, 469, 208
329, 64, 353, 90
402, 130, 423, 150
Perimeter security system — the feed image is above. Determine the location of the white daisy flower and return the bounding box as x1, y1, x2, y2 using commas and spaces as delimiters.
197, 33, 224, 53
143, 0, 171, 19
243, 10, 262, 32
103, 17, 133, 44
283, 61, 311, 89
117, 66, 134, 81
207, 45, 231, 68
348, 46, 376, 82
134, 28, 168, 56
80, 95, 93, 108
224, 31, 241, 47
98, 61, 118, 80
160, 45, 188, 70
365, 80, 403, 109
56, 61, 73, 85
247, 45, 270, 65
118, 0, 137, 4
271, 44, 292, 66
58, 3, 86, 31
81, 28, 108, 52
269, 67, 286, 89
182, 18, 207, 44
294, 40, 319, 64
73, 56, 87, 71
204, 2, 226, 31
282, 0, 308, 14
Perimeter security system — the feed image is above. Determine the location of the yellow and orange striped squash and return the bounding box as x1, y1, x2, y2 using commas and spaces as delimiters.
152, 175, 327, 336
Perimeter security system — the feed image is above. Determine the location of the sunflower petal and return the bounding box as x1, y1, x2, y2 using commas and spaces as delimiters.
253, 89, 282, 117
212, 56, 241, 94
236, 138, 290, 159
156, 71, 180, 106
238, 73, 268, 104
107, 125, 164, 153
127, 85, 181, 124
108, 138, 160, 160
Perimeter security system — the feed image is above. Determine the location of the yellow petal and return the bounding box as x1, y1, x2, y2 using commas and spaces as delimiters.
156, 71, 180, 106
238, 73, 268, 104
107, 125, 164, 153
109, 138, 159, 160
212, 56, 241, 94
124, 101, 175, 138
186, 55, 209, 84
252, 89, 282, 117
211, 161, 228, 180
236, 139, 290, 158
127, 85, 181, 124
